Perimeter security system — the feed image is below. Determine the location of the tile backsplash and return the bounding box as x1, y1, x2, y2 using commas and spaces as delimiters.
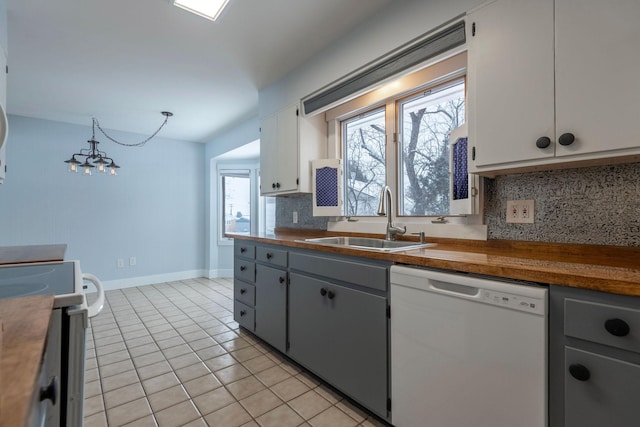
276, 162, 640, 246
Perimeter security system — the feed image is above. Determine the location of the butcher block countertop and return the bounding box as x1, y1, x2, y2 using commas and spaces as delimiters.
0, 244, 67, 265
1, 295, 55, 427
231, 228, 640, 297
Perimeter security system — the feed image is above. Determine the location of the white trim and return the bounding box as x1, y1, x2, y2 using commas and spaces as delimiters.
101, 269, 207, 291
208, 269, 234, 279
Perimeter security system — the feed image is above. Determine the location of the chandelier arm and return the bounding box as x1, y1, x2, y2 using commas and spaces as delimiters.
93, 113, 170, 147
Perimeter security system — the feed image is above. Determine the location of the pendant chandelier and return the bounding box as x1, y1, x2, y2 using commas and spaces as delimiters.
64, 111, 173, 176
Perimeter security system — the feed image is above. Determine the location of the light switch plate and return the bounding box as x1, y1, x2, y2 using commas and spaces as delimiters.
506, 200, 534, 223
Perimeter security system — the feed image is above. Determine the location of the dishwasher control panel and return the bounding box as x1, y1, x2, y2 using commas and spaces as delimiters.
482, 289, 545, 315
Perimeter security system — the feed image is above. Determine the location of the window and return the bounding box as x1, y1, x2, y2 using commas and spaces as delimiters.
221, 171, 252, 235
336, 53, 467, 217
343, 108, 386, 216
398, 80, 465, 215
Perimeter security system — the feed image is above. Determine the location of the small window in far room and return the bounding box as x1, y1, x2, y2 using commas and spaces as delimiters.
221, 172, 251, 235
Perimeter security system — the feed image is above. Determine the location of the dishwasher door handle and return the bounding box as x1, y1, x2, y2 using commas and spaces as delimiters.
429, 279, 480, 297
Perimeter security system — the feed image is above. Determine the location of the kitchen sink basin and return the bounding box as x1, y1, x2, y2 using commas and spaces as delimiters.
299, 236, 435, 252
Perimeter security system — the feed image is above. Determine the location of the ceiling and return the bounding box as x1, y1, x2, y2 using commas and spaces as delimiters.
6, 0, 396, 143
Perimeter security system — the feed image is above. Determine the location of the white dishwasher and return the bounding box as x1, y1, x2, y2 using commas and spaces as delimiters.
390, 266, 547, 427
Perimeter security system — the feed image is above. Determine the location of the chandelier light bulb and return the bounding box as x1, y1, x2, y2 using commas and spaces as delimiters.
84, 166, 92, 175
69, 163, 77, 173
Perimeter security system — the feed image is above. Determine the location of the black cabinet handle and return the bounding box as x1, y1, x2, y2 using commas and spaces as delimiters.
327, 290, 335, 300
569, 364, 590, 381
40, 376, 58, 405
536, 136, 551, 149
320, 288, 327, 296
558, 132, 575, 146
272, 183, 276, 189
240, 288, 246, 294
240, 310, 246, 316
240, 247, 246, 253
276, 182, 281, 188
266, 253, 273, 259
279, 276, 285, 284
605, 318, 630, 337
240, 265, 246, 271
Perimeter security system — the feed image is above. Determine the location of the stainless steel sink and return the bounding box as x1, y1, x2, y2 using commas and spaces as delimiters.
299, 236, 435, 252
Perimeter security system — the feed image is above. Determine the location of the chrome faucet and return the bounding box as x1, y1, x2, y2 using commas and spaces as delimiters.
377, 186, 406, 240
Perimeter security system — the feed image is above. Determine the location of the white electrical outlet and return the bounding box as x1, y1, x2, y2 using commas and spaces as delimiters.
293, 211, 298, 224
117, 259, 125, 268
130, 257, 137, 266
506, 200, 535, 223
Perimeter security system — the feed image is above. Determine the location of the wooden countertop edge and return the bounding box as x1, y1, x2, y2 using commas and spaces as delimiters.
229, 229, 640, 297
1, 295, 55, 427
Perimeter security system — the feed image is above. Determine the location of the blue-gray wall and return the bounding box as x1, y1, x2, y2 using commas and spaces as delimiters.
0, 115, 206, 281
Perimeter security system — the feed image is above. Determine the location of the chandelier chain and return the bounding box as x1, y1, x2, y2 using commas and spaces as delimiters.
92, 113, 170, 147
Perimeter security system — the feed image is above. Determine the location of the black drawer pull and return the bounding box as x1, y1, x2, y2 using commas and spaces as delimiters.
240, 247, 246, 253
272, 183, 276, 189
240, 310, 246, 316
569, 364, 590, 381
276, 182, 281, 188
240, 288, 246, 294
320, 288, 327, 297
536, 136, 551, 149
605, 318, 630, 337
279, 276, 285, 284
266, 253, 273, 259
558, 132, 575, 146
327, 290, 335, 300
240, 265, 246, 271
40, 377, 58, 405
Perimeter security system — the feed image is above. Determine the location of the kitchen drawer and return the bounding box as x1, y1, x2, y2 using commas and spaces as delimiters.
234, 280, 255, 306
235, 243, 255, 259
256, 247, 288, 267
290, 252, 387, 292
565, 298, 640, 353
234, 300, 255, 331
234, 260, 255, 283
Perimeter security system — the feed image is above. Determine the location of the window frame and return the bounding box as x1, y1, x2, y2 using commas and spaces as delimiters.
328, 52, 468, 218
217, 164, 259, 245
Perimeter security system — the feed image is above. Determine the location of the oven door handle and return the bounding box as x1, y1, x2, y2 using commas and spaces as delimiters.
82, 273, 105, 318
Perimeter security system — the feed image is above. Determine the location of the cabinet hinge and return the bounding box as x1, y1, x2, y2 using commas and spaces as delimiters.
286, 341, 290, 351
472, 22, 476, 37
287, 276, 291, 285
472, 146, 476, 161
296, 178, 299, 185
387, 398, 392, 411
393, 132, 397, 144
296, 108, 299, 116
5, 65, 7, 74
386, 306, 391, 319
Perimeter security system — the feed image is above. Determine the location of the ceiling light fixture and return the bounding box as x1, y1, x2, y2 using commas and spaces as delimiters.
64, 111, 173, 176
172, 0, 230, 21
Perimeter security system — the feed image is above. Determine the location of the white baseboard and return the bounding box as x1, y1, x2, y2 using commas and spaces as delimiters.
101, 269, 208, 291
208, 269, 233, 279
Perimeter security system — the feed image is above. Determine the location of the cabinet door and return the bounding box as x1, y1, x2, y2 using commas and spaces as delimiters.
565, 347, 640, 427
289, 273, 388, 417
275, 104, 299, 193
468, 0, 555, 169
259, 113, 278, 195
555, 0, 640, 158
254, 264, 287, 352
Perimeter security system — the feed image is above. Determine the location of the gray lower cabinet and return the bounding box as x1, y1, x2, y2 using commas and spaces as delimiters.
289, 273, 388, 418
233, 242, 256, 331
550, 285, 640, 427
288, 251, 390, 420
254, 264, 287, 353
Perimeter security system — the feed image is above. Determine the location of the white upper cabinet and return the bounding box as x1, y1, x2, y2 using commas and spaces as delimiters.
468, 0, 640, 176
555, 0, 640, 158
260, 104, 325, 196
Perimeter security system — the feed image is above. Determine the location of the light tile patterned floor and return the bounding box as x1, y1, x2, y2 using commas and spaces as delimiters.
84, 278, 387, 427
